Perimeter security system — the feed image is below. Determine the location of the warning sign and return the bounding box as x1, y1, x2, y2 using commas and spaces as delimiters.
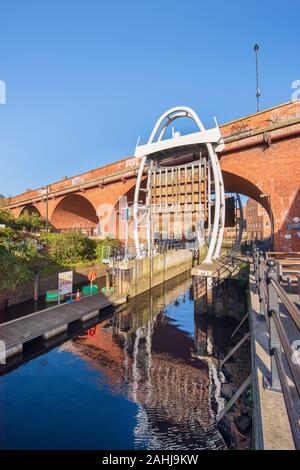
58, 271, 73, 296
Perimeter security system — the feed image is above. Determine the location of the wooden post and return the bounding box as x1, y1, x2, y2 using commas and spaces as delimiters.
34, 272, 39, 302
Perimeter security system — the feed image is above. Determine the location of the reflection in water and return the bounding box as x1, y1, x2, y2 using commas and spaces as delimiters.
61, 275, 238, 450
0, 273, 242, 450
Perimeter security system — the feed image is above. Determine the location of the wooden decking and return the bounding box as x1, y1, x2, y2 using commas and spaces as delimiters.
0, 291, 127, 358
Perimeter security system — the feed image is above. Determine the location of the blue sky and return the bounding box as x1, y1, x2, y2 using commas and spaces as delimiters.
0, 0, 299, 197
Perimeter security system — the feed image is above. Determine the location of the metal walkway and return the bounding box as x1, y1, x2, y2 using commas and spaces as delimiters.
0, 291, 127, 359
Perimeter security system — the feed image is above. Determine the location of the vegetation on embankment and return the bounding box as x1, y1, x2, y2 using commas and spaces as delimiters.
0, 209, 119, 301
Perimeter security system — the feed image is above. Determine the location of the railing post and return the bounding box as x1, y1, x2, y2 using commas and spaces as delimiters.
258, 252, 265, 317
265, 260, 282, 392
254, 247, 259, 287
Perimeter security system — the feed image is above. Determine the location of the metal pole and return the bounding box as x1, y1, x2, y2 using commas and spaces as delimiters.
269, 194, 274, 250
46, 185, 49, 232
124, 205, 129, 261
258, 252, 265, 318
254, 44, 261, 113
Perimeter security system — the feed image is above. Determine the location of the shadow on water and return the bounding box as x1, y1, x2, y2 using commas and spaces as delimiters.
0, 272, 248, 450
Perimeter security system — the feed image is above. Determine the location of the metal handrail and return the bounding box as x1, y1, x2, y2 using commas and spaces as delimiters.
270, 279, 300, 330
253, 248, 300, 449
109, 240, 189, 262
271, 311, 300, 396
273, 348, 300, 447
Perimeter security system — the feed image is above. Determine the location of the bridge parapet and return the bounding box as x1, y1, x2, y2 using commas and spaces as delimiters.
221, 100, 300, 140
7, 100, 300, 210
7, 156, 140, 208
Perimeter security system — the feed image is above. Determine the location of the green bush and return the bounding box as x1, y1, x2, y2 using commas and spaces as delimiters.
16, 210, 45, 231
40, 231, 97, 264
0, 227, 17, 241
0, 209, 16, 228
0, 227, 39, 261
0, 249, 32, 293
95, 238, 120, 261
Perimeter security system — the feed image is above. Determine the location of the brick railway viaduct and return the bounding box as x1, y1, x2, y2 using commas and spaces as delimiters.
7, 100, 300, 252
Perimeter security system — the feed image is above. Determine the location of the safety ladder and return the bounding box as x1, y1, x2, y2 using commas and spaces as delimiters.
111, 259, 120, 293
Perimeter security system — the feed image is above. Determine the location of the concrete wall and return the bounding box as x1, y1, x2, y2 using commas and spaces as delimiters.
117, 249, 193, 298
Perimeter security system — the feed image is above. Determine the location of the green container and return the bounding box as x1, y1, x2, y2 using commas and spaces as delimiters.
101, 286, 114, 292
81, 284, 99, 296
45, 290, 65, 303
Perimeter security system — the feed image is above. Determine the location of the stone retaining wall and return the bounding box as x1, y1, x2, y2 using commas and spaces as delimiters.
117, 249, 194, 298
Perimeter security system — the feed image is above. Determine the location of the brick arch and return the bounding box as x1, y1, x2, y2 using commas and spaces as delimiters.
18, 204, 42, 217
219, 132, 300, 251
50, 194, 99, 230
222, 171, 271, 215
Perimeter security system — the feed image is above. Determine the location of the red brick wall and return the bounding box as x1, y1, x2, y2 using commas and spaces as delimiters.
220, 100, 300, 138
7, 101, 300, 251
220, 135, 300, 251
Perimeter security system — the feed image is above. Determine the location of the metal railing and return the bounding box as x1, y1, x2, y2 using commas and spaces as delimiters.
114, 241, 189, 261
253, 247, 300, 449
54, 227, 97, 237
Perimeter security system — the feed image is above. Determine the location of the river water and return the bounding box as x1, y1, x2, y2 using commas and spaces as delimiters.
0, 273, 242, 450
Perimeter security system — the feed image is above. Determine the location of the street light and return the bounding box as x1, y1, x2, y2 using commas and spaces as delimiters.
254, 44, 261, 112
46, 185, 49, 232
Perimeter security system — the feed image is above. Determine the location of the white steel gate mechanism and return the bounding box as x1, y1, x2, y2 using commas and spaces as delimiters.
133, 106, 225, 264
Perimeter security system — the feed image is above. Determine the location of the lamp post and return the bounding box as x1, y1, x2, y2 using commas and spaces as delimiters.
254, 44, 261, 113
45, 185, 49, 232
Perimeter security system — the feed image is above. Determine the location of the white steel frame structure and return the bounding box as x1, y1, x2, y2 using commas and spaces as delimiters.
133, 107, 225, 264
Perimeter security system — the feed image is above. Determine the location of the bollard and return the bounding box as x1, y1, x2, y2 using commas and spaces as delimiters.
265, 260, 282, 392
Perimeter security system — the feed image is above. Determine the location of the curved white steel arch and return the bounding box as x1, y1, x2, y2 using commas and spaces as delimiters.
133, 106, 225, 263
213, 159, 226, 260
